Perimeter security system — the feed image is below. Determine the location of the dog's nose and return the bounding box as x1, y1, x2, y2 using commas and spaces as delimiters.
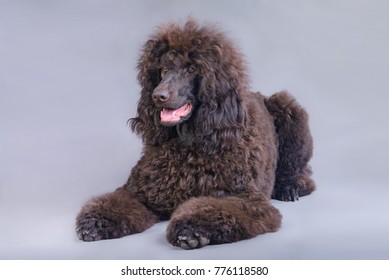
152, 90, 169, 102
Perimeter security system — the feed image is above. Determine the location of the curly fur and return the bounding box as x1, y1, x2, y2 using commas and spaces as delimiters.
76, 19, 315, 249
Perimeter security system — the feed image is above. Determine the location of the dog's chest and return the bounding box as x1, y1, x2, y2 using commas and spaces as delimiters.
132, 148, 239, 215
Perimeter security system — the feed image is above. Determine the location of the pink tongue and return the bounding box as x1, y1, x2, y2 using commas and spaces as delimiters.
160, 103, 192, 123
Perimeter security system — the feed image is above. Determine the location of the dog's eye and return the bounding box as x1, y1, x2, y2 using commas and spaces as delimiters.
188, 66, 196, 73
161, 67, 168, 77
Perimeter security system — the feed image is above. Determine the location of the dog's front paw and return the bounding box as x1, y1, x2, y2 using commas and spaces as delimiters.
76, 214, 115, 242
176, 229, 210, 250
167, 222, 210, 250
75, 198, 124, 242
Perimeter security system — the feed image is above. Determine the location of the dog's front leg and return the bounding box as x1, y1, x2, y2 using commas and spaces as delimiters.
166, 194, 281, 249
76, 187, 158, 241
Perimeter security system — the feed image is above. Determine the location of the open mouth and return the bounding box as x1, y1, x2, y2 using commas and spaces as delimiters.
160, 102, 193, 125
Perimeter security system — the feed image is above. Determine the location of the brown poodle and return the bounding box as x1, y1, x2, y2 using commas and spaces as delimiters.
75, 19, 315, 249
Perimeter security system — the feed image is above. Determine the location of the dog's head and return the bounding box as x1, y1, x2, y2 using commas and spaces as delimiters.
131, 19, 249, 149
151, 52, 200, 127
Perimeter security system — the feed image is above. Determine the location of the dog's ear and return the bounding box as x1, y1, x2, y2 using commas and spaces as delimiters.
130, 39, 172, 146
193, 42, 249, 151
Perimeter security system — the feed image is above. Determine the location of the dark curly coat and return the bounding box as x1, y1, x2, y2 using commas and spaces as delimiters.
76, 19, 315, 249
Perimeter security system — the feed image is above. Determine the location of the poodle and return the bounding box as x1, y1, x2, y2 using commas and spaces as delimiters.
75, 19, 315, 249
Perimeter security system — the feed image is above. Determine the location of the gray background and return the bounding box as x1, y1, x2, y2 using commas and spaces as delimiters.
1, 0, 388, 259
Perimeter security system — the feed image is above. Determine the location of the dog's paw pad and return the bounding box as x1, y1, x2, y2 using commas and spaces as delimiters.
76, 217, 111, 242
176, 230, 210, 250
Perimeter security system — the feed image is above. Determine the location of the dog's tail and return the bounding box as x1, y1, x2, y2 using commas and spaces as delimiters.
264, 91, 316, 201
